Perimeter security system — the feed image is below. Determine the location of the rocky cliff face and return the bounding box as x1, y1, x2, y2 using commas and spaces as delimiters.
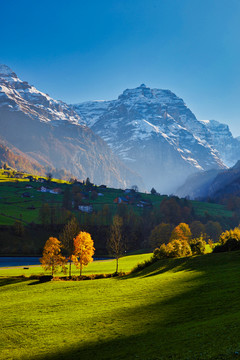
73, 84, 226, 193
0, 65, 142, 188
199, 120, 240, 167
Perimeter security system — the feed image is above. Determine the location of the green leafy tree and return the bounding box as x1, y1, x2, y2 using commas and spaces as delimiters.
101, 204, 112, 225
62, 187, 72, 210
13, 220, 25, 237
149, 223, 172, 248
39, 203, 50, 227
151, 187, 157, 195
190, 221, 205, 239
159, 197, 182, 224
91, 190, 98, 200
205, 221, 222, 242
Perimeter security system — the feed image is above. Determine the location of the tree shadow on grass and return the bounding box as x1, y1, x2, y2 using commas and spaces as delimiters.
0, 275, 52, 287
28, 275, 53, 285
121, 251, 240, 280
30, 252, 240, 360
0, 276, 30, 287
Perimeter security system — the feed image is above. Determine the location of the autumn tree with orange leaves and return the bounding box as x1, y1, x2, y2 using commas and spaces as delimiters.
40, 237, 67, 276
170, 223, 192, 243
73, 232, 95, 276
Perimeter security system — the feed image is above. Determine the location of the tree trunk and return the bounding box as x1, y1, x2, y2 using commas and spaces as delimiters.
69, 259, 72, 278
116, 257, 119, 273
80, 264, 82, 276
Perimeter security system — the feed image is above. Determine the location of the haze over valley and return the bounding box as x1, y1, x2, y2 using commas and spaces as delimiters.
0, 64, 240, 194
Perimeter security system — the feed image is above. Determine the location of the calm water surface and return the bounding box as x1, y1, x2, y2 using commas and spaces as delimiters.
0, 257, 110, 267
0, 257, 41, 267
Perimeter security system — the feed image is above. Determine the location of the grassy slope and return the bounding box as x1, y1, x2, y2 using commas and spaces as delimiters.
1, 251, 240, 360
0, 170, 67, 225
0, 170, 233, 226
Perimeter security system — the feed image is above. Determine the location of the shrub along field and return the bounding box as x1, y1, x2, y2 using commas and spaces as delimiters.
1, 251, 240, 360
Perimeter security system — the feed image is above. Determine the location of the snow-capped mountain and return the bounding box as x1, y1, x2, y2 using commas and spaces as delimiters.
0, 65, 143, 188
2, 64, 239, 194
0, 64, 83, 125
72, 84, 229, 193
199, 119, 240, 167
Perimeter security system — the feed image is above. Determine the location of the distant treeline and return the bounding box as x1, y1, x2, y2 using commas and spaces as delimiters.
0, 193, 238, 256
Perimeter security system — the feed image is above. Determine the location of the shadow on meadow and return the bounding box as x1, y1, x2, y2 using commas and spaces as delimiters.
0, 275, 53, 287
31, 252, 240, 360
0, 276, 30, 287
122, 250, 240, 280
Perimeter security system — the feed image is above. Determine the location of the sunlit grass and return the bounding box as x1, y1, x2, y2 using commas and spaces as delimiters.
0, 253, 152, 277
1, 251, 240, 360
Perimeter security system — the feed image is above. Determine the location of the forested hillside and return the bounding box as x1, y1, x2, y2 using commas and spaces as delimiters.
0, 169, 235, 256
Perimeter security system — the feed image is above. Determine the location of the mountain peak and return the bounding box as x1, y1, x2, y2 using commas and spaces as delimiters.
0, 64, 17, 78
139, 83, 147, 88
232, 160, 240, 170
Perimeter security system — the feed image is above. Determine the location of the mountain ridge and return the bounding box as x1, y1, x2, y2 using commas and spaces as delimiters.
72, 84, 231, 193
0, 65, 143, 188
2, 64, 240, 194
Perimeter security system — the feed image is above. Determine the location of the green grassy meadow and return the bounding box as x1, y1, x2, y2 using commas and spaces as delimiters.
191, 200, 233, 218
1, 251, 240, 360
0, 169, 233, 227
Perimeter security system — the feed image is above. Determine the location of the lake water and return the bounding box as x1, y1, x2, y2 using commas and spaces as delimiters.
0, 257, 111, 267
0, 257, 41, 267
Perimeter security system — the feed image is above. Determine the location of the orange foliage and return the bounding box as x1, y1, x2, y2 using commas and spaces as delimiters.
40, 237, 67, 276
170, 222, 192, 242
73, 232, 95, 275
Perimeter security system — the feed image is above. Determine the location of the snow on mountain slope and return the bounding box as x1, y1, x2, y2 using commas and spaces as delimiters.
0, 64, 83, 126
72, 84, 226, 193
0, 65, 143, 188
199, 119, 240, 167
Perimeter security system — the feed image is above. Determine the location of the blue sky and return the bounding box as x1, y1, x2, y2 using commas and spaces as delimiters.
1, 0, 240, 135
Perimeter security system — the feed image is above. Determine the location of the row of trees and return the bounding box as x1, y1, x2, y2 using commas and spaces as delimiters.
149, 220, 223, 249
152, 222, 240, 260
40, 214, 125, 276
153, 222, 207, 260
40, 229, 95, 276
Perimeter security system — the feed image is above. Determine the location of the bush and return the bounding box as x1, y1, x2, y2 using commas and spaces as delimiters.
153, 244, 168, 259
51, 273, 127, 281
169, 239, 192, 258
153, 239, 192, 259
189, 236, 206, 255
213, 238, 240, 253
149, 223, 172, 248
219, 228, 240, 245
213, 227, 240, 253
